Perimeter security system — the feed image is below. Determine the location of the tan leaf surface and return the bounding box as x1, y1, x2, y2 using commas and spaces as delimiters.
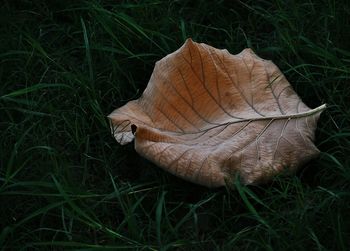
108, 39, 326, 187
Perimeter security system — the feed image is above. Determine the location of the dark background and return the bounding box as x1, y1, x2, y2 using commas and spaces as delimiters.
1, 0, 349, 250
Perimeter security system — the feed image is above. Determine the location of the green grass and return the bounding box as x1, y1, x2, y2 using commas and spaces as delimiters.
1, 0, 350, 250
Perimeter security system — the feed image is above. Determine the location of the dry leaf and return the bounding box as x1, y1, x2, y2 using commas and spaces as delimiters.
108, 39, 325, 187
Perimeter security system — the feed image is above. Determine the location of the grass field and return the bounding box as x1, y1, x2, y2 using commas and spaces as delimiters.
1, 0, 350, 250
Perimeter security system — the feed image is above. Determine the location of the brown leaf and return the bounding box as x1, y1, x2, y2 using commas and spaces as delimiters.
108, 39, 326, 187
